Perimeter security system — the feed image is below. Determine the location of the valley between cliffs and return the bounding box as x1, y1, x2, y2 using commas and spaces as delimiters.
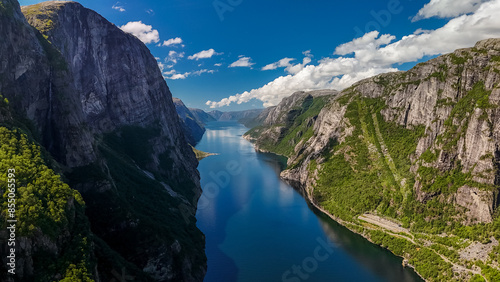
245, 39, 500, 282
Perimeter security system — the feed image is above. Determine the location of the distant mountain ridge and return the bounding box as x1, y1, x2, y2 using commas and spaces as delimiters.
172, 100, 264, 143
188, 108, 217, 124
207, 109, 263, 122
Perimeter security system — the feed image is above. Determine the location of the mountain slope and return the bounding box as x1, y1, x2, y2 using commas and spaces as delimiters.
188, 108, 217, 125
173, 98, 205, 145
0, 125, 94, 281
245, 39, 500, 281
0, 1, 206, 281
245, 90, 338, 157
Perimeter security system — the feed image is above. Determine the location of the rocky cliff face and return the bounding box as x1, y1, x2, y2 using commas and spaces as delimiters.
245, 39, 500, 281
245, 90, 338, 157
0, 1, 206, 281
173, 98, 205, 145
0, 0, 95, 167
22, 1, 198, 180
251, 40, 500, 225
256, 90, 337, 126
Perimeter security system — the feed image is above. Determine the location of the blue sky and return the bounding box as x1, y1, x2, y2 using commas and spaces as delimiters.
19, 0, 500, 111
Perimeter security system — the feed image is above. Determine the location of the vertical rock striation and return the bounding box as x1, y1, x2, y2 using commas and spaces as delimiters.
0, 0, 206, 281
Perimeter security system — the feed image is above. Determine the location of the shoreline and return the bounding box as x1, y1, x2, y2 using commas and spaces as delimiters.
300, 185, 426, 281
243, 135, 427, 281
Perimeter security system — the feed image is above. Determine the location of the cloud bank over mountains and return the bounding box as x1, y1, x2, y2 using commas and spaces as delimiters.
206, 0, 500, 108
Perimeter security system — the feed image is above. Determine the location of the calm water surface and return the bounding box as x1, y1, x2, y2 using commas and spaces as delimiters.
195, 121, 423, 282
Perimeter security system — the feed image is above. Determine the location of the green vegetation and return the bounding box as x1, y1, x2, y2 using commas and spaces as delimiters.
420, 148, 440, 163
191, 145, 216, 161
450, 53, 469, 65
470, 274, 486, 282
475, 261, 500, 281
65, 125, 205, 279
312, 97, 425, 220
437, 82, 495, 151
0, 127, 94, 281
336, 88, 356, 105
248, 76, 500, 280
417, 163, 470, 194
60, 262, 94, 282
428, 71, 446, 82
0, 94, 10, 120
33, 28, 69, 72
436, 97, 455, 108
21, 4, 69, 72
490, 55, 500, 62
245, 95, 328, 161
0, 127, 83, 235
22, 3, 65, 33
427, 64, 449, 83
369, 230, 454, 281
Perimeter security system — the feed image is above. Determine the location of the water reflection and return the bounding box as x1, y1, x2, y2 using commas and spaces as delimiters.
196, 121, 422, 282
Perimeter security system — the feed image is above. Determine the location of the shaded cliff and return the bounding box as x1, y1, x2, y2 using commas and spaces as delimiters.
245, 39, 500, 281
0, 1, 206, 281
173, 98, 205, 145
188, 108, 216, 125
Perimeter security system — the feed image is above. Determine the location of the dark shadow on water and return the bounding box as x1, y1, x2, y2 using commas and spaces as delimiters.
197, 121, 423, 282
256, 151, 288, 172
261, 151, 423, 282
311, 207, 423, 282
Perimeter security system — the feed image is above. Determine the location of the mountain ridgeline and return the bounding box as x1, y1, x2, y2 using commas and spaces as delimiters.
245, 39, 500, 281
173, 98, 205, 145
173, 102, 263, 145
0, 1, 205, 281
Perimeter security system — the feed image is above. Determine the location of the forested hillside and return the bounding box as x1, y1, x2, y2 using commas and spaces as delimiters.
245, 39, 500, 281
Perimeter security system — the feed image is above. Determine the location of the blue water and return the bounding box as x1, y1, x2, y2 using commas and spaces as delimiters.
195, 121, 422, 282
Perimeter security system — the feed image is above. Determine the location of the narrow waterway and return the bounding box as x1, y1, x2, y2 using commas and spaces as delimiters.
195, 121, 422, 282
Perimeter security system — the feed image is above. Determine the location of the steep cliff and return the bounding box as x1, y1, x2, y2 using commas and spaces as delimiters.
188, 108, 216, 125
0, 1, 206, 281
0, 125, 95, 282
173, 98, 205, 145
0, 0, 95, 167
245, 90, 338, 157
245, 39, 500, 281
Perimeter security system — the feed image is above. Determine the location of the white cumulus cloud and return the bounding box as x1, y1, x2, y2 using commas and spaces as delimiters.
165, 50, 185, 66
112, 2, 125, 12
120, 21, 159, 44
262, 55, 312, 74
229, 56, 255, 68
206, 0, 500, 108
193, 69, 215, 75
262, 58, 295, 71
167, 72, 190, 80
413, 0, 490, 21
188, 49, 222, 60
163, 69, 215, 80
162, 37, 183, 47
